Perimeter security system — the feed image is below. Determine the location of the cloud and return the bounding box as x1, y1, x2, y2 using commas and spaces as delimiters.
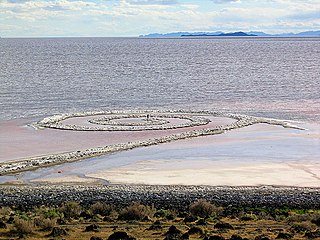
125, 0, 179, 5
6, 0, 32, 3
1, 0, 319, 37
287, 9, 320, 20
211, 0, 239, 4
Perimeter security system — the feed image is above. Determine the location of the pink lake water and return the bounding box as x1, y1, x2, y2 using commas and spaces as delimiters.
1, 37, 320, 186
1, 116, 319, 187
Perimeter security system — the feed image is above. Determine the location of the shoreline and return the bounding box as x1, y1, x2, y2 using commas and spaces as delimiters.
0, 184, 319, 209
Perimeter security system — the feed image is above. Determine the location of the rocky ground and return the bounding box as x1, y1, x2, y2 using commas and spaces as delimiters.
1, 185, 320, 240
0, 185, 319, 210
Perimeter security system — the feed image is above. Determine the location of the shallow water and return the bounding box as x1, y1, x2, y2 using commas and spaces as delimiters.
0, 115, 233, 162
2, 123, 320, 186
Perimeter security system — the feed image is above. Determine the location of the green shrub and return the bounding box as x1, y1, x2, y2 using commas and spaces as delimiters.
59, 201, 81, 219
154, 209, 176, 220
118, 202, 155, 221
34, 206, 63, 220
44, 208, 63, 219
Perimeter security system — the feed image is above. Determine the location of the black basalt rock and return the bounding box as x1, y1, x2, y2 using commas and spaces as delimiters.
48, 227, 68, 237
80, 211, 92, 219
181, 232, 190, 239
164, 225, 183, 240
311, 217, 320, 227
184, 215, 197, 223
275, 232, 293, 239
188, 226, 203, 235
214, 222, 234, 230
6, 216, 14, 224
230, 235, 243, 240
85, 224, 100, 232
0, 221, 7, 229
254, 235, 270, 240
90, 237, 103, 240
304, 231, 320, 239
196, 218, 207, 226
108, 231, 136, 240
206, 235, 225, 240
147, 220, 162, 230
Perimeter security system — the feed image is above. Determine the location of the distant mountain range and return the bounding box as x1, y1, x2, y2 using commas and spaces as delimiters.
139, 30, 320, 37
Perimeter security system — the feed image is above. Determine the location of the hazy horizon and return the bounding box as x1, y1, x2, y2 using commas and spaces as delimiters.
1, 0, 319, 38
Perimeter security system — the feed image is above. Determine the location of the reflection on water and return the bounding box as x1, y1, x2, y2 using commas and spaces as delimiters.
2, 123, 319, 185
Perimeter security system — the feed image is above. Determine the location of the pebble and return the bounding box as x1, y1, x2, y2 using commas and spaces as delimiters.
0, 185, 319, 210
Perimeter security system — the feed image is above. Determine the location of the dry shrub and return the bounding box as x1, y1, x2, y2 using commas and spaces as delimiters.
59, 201, 81, 219
118, 202, 155, 221
90, 202, 113, 216
287, 213, 312, 223
310, 212, 320, 226
14, 218, 33, 235
290, 222, 317, 233
34, 217, 56, 230
190, 199, 219, 218
0, 207, 13, 217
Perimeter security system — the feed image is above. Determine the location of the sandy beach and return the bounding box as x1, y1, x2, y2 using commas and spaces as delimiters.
86, 160, 320, 187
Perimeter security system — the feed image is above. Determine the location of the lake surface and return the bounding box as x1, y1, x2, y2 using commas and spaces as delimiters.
1, 37, 319, 122
1, 37, 319, 186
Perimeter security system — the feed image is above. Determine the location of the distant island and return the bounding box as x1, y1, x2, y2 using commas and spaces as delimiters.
139, 30, 320, 38
181, 31, 257, 37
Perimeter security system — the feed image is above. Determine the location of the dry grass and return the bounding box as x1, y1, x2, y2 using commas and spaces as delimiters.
0, 219, 305, 240
0, 216, 314, 240
0, 201, 318, 239
34, 217, 56, 230
14, 218, 34, 235
0, 207, 13, 217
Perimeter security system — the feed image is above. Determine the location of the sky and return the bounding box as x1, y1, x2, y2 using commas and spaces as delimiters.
0, 0, 319, 37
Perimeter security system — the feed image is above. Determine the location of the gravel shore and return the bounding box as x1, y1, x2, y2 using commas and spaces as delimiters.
0, 185, 319, 210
